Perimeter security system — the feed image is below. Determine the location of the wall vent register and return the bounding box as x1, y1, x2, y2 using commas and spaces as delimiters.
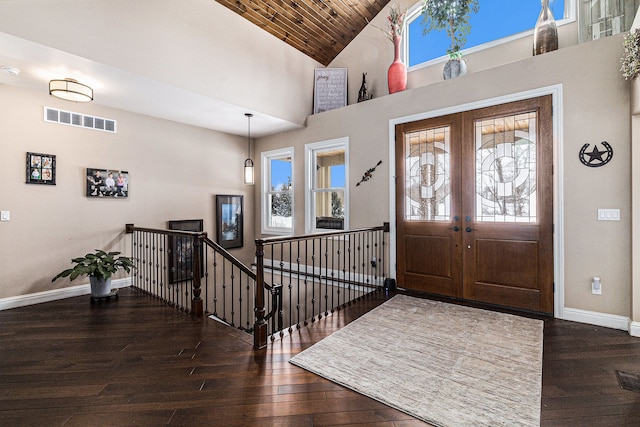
43, 107, 117, 133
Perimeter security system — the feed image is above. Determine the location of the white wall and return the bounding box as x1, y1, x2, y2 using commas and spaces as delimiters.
0, 84, 254, 299
0, 0, 320, 127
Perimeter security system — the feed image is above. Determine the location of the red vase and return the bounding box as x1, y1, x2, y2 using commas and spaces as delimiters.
388, 35, 407, 94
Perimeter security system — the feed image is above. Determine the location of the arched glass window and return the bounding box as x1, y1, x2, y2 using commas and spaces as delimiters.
406, 0, 570, 68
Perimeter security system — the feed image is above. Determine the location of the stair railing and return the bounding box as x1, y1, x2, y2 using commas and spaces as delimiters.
126, 223, 389, 349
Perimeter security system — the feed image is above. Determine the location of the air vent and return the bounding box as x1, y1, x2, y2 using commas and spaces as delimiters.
44, 106, 117, 134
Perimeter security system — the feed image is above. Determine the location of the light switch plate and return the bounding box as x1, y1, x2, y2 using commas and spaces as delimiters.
598, 209, 620, 221
0, 211, 10, 221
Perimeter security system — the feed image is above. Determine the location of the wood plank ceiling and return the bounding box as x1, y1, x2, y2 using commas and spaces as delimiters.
215, 0, 390, 66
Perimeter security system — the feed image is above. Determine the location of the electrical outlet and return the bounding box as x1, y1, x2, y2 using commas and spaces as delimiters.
0, 211, 9, 221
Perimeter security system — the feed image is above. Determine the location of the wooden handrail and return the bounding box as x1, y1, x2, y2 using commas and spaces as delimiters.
128, 222, 389, 350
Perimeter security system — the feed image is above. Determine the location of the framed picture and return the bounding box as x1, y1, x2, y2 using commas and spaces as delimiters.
216, 195, 244, 249
313, 68, 347, 114
26, 152, 56, 185
168, 219, 204, 284
86, 168, 128, 198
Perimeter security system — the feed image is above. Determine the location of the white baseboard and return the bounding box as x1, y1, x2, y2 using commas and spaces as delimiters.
0, 278, 131, 311
562, 307, 630, 332
629, 321, 640, 337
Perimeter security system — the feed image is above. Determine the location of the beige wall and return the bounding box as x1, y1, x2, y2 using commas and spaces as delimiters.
257, 33, 632, 320
0, 84, 254, 299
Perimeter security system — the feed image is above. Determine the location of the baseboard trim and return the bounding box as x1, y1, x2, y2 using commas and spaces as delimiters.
629, 321, 640, 337
0, 278, 131, 311
563, 307, 630, 332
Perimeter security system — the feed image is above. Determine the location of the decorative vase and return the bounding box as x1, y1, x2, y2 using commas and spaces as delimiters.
533, 0, 558, 55
443, 58, 467, 80
388, 35, 407, 94
90, 276, 112, 297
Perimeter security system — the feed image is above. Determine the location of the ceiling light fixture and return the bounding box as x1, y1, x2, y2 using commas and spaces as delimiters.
244, 113, 254, 185
49, 78, 93, 102
1, 66, 20, 76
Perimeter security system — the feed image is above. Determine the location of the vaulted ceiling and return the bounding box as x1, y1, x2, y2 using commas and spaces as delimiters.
215, 0, 390, 65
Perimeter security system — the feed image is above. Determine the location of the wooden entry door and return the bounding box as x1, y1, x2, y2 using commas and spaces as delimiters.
395, 96, 554, 314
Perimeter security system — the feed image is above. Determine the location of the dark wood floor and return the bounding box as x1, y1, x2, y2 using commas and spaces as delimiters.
1, 287, 640, 426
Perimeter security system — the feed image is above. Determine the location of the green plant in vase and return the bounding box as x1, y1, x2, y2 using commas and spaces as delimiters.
53, 249, 135, 297
621, 28, 640, 80
421, 0, 479, 79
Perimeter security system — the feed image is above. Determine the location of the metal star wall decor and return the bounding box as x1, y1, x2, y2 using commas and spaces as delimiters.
356, 160, 383, 186
579, 141, 613, 167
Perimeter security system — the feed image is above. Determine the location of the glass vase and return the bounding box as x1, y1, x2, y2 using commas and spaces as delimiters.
533, 0, 558, 55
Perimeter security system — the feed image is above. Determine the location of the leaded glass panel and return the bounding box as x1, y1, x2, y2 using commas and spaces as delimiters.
475, 112, 537, 223
404, 126, 451, 221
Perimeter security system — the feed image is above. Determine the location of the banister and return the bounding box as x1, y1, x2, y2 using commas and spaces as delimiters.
127, 222, 389, 350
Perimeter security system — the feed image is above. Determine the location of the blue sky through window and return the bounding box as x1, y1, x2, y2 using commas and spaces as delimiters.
408, 0, 565, 66
270, 158, 292, 190
272, 161, 345, 188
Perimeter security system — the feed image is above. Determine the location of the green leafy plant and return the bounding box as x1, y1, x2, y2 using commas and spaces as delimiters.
52, 250, 135, 282
621, 28, 640, 80
421, 0, 480, 58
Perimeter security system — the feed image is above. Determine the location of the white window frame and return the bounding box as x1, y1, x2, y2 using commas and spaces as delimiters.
404, 0, 577, 71
261, 147, 294, 235
305, 137, 350, 233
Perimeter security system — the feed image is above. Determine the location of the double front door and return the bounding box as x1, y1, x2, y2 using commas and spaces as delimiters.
395, 96, 553, 314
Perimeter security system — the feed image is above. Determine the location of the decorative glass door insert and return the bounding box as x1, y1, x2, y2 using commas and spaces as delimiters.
475, 112, 538, 223
404, 126, 451, 221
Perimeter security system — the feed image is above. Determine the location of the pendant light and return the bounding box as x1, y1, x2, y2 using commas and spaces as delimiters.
244, 113, 254, 185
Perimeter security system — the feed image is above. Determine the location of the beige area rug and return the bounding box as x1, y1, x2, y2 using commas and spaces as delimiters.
289, 294, 543, 427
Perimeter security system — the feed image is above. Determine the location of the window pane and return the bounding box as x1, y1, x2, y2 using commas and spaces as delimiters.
316, 150, 345, 189
475, 112, 537, 223
315, 190, 345, 229
270, 157, 292, 190
268, 192, 292, 229
262, 148, 293, 234
408, 0, 565, 66
404, 126, 451, 221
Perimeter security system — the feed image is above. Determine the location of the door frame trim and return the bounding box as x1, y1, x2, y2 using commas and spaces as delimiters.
388, 84, 564, 318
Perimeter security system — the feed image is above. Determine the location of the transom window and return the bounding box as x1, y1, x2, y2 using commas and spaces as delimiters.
261, 147, 294, 235
305, 138, 349, 232
406, 0, 570, 67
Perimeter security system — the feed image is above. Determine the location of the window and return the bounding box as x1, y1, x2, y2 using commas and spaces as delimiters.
406, 0, 571, 67
305, 138, 349, 232
262, 147, 294, 235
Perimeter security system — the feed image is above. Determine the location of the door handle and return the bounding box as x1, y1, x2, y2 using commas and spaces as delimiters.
465, 227, 476, 233
450, 226, 460, 232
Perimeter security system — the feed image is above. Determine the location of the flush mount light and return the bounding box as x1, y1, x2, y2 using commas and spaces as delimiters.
49, 78, 93, 102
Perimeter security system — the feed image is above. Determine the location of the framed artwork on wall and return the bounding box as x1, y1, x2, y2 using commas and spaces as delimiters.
26, 152, 56, 185
167, 219, 204, 284
216, 195, 244, 249
313, 68, 347, 114
86, 168, 128, 198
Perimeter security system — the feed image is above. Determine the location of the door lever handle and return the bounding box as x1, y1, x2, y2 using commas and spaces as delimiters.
450, 226, 460, 232
465, 227, 476, 233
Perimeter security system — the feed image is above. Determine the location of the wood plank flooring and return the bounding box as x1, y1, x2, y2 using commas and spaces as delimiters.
1, 287, 640, 426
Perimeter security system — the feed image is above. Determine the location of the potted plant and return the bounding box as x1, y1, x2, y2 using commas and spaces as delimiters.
52, 249, 135, 297
421, 0, 479, 79
621, 28, 640, 80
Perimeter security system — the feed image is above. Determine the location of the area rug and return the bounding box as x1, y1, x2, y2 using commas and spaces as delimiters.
289, 294, 543, 427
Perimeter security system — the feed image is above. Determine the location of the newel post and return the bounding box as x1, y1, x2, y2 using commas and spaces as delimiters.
254, 238, 267, 349
191, 233, 204, 317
